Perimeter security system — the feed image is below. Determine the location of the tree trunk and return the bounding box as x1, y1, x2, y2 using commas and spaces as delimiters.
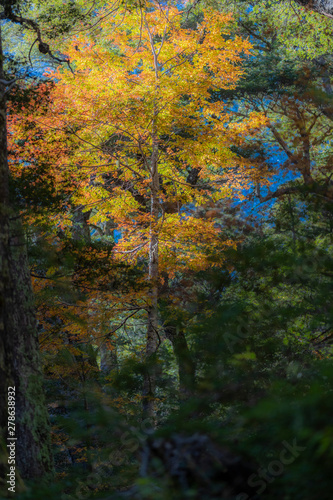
72, 206, 91, 243
165, 325, 196, 399
0, 25, 53, 488
100, 341, 118, 374
142, 115, 159, 420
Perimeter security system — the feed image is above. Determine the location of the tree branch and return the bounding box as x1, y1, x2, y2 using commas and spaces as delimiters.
2, 6, 73, 72
293, 0, 333, 19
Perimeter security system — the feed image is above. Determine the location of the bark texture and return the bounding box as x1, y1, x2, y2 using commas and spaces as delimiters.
0, 24, 53, 488
165, 325, 196, 399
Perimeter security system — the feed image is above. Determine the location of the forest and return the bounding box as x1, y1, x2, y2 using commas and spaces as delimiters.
0, 0, 333, 498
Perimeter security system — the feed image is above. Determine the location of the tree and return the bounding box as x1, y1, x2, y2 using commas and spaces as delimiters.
0, 0, 108, 486
208, 0, 333, 208
0, 24, 53, 490
2, 3, 333, 499
19, 0, 265, 417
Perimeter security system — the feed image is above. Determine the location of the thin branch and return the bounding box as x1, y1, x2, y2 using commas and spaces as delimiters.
3, 8, 73, 72
258, 185, 302, 203
28, 37, 38, 66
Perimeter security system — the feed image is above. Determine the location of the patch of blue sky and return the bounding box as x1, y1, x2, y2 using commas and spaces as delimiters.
180, 202, 196, 218
4, 44, 53, 80
114, 228, 122, 243
231, 145, 301, 220
90, 228, 99, 239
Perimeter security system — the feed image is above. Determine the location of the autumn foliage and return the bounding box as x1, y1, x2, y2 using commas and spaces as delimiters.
7, 1, 270, 418
10, 2, 266, 275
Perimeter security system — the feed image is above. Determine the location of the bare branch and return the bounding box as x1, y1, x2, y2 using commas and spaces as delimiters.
2, 7, 73, 71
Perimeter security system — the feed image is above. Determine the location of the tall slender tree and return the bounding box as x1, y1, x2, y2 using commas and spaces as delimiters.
0, 21, 53, 488
20, 1, 265, 417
